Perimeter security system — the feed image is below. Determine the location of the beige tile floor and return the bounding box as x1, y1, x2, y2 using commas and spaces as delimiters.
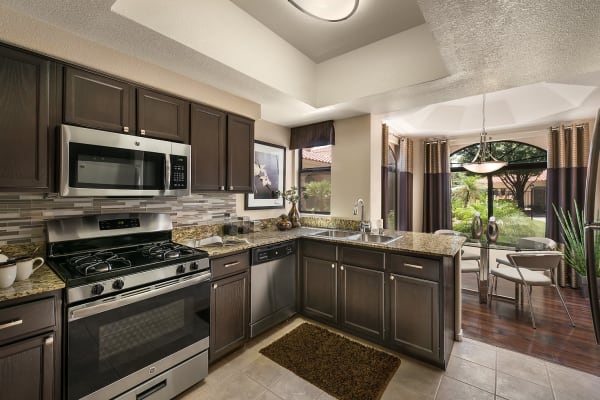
177, 317, 600, 400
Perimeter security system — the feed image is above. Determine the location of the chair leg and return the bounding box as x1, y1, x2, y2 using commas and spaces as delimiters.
524, 283, 536, 329
554, 284, 576, 327
475, 272, 480, 294
487, 275, 493, 304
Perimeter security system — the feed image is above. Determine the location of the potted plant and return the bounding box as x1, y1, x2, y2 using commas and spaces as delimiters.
553, 201, 600, 297
277, 187, 301, 228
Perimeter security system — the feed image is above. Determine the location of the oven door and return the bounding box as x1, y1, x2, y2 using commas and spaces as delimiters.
66, 273, 210, 400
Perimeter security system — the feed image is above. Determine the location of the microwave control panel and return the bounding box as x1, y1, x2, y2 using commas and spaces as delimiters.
170, 155, 188, 189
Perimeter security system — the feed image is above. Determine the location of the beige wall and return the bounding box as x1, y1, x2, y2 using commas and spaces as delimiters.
329, 115, 381, 222
235, 120, 292, 219
0, 4, 260, 120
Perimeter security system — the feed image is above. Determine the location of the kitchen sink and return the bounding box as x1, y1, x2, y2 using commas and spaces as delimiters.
354, 233, 400, 244
312, 230, 361, 239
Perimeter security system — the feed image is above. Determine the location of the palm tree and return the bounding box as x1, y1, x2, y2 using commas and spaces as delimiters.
452, 173, 484, 207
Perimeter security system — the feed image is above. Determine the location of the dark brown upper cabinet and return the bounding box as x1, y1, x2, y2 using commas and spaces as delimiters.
190, 103, 227, 191
226, 113, 254, 192
137, 88, 189, 143
190, 106, 254, 192
0, 45, 57, 191
64, 66, 135, 134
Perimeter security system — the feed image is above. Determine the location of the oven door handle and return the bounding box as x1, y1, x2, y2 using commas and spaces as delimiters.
68, 272, 211, 322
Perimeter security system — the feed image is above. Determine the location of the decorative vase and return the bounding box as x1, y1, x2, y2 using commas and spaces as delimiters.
471, 212, 483, 239
486, 216, 499, 242
288, 202, 301, 228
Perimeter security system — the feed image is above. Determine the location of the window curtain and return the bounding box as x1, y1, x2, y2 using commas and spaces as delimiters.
396, 137, 413, 230
423, 139, 452, 233
290, 120, 335, 149
546, 123, 590, 287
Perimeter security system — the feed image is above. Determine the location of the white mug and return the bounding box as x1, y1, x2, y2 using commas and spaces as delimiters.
0, 262, 17, 288
16, 257, 44, 281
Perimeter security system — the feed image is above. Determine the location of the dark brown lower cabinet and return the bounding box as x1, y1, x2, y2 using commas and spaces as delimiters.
301, 256, 337, 324
388, 273, 440, 362
0, 333, 54, 399
339, 264, 385, 341
210, 270, 249, 362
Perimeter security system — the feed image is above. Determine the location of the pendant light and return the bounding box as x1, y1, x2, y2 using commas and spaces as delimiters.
462, 94, 507, 174
288, 0, 359, 22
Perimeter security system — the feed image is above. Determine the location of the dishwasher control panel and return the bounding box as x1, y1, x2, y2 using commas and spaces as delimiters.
252, 240, 297, 264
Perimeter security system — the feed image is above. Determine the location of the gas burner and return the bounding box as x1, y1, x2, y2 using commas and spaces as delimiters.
69, 251, 132, 276
142, 243, 193, 260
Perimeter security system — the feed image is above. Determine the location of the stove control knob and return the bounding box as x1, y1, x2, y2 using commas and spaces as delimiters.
91, 284, 104, 296
112, 279, 125, 290
190, 262, 199, 271
176, 265, 186, 274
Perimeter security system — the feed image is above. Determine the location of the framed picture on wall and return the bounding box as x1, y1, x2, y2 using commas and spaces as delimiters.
245, 140, 286, 210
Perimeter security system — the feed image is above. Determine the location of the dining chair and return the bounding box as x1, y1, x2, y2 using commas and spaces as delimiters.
488, 251, 575, 329
434, 230, 481, 292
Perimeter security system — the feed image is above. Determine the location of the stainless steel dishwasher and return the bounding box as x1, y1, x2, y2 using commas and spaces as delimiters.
250, 240, 297, 338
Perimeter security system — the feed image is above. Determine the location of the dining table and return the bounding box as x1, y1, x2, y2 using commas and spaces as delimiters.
463, 237, 518, 304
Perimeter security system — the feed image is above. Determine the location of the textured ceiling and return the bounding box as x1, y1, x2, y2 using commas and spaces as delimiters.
1, 0, 600, 136
230, 0, 425, 62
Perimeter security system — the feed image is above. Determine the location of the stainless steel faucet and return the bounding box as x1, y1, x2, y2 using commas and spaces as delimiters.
353, 198, 371, 233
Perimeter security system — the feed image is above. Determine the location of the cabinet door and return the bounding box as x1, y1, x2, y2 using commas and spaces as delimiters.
339, 264, 385, 341
389, 273, 440, 361
301, 256, 337, 323
210, 271, 249, 362
64, 66, 135, 134
0, 333, 54, 400
190, 103, 227, 191
0, 46, 51, 190
137, 88, 189, 143
226, 114, 254, 192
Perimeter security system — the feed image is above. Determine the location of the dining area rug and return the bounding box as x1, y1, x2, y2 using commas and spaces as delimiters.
259, 323, 401, 400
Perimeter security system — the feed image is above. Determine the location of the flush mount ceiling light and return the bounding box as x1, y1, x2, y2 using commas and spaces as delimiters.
288, 0, 359, 22
462, 94, 508, 174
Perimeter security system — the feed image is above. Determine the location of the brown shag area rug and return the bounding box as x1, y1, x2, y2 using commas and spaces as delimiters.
259, 323, 401, 400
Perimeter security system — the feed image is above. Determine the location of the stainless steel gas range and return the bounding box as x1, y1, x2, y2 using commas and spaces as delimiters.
46, 213, 210, 400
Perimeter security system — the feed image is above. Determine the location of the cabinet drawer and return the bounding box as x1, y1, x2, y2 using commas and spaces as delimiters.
340, 246, 385, 271
302, 240, 337, 262
211, 251, 249, 279
0, 297, 55, 342
389, 254, 440, 282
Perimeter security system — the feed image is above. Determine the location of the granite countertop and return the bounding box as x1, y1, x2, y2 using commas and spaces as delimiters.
180, 227, 465, 258
0, 264, 65, 303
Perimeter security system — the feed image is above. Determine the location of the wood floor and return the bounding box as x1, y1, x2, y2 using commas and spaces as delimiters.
461, 274, 600, 377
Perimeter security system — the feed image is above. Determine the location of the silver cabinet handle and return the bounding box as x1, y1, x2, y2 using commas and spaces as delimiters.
123, 126, 129, 133
213, 283, 218, 290
390, 275, 395, 280
340, 265, 344, 271
0, 319, 23, 330
219, 186, 225, 191
331, 263, 335, 269
229, 186, 234, 190
140, 129, 146, 135
44, 336, 54, 345
224, 261, 240, 268
404, 263, 423, 270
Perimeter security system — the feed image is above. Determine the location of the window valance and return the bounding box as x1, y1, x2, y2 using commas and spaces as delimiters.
290, 120, 335, 149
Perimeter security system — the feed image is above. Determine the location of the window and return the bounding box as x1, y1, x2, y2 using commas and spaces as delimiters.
450, 140, 547, 243
299, 145, 332, 213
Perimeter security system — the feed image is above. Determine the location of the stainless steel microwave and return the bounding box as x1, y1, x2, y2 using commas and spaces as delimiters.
59, 124, 191, 197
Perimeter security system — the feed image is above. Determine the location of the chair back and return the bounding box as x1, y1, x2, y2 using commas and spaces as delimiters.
506, 251, 562, 272
516, 237, 557, 251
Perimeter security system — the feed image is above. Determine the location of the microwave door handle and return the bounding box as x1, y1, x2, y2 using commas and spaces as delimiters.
164, 156, 171, 190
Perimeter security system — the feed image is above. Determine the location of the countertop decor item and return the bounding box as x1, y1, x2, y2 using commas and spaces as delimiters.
486, 216, 499, 242
278, 186, 302, 228
260, 322, 400, 400
461, 94, 508, 174
276, 214, 292, 231
471, 212, 483, 239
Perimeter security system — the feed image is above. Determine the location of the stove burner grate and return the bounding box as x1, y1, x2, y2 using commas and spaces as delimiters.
141, 243, 194, 260
68, 251, 132, 276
